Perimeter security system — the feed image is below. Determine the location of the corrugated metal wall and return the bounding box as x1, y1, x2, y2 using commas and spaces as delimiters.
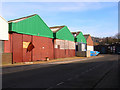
75, 32, 86, 44
55, 26, 74, 41
9, 15, 53, 39
86, 35, 94, 46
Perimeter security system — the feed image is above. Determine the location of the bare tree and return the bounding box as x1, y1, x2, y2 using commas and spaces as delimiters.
98, 33, 120, 45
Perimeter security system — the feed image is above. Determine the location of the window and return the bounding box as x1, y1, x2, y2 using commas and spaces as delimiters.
76, 45, 78, 51
58, 45, 60, 49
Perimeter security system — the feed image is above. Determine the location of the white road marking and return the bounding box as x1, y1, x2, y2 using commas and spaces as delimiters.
47, 58, 105, 89
57, 82, 64, 86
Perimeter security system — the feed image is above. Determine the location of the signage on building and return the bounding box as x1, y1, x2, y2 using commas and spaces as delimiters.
23, 42, 30, 48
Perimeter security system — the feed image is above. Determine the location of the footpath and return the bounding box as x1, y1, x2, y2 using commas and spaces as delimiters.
1, 55, 103, 74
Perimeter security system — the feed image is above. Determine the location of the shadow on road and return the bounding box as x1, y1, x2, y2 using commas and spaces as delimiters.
2, 55, 119, 89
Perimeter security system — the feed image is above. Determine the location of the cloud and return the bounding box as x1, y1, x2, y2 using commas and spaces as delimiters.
2, 2, 117, 20
57, 3, 113, 12
1, 2, 117, 38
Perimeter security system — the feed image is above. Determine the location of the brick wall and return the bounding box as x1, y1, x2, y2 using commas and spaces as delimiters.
2, 53, 12, 64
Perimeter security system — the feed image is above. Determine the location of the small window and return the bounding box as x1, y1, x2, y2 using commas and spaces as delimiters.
58, 45, 60, 49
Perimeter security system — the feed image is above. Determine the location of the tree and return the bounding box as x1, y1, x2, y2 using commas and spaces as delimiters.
98, 33, 120, 45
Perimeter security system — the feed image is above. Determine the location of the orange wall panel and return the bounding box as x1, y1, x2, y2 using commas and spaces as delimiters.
87, 35, 93, 46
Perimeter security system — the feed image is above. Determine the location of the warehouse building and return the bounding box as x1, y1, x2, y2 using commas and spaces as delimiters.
72, 31, 87, 52
4, 14, 54, 63
84, 34, 94, 51
72, 31, 89, 57
50, 26, 75, 59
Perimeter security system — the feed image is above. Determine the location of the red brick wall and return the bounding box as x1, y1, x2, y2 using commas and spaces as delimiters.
23, 35, 32, 62
4, 33, 54, 63
4, 33, 75, 63
32, 36, 54, 61
54, 39, 75, 59
12, 33, 23, 63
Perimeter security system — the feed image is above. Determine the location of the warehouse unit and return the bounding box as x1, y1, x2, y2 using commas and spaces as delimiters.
72, 31, 87, 52
84, 34, 94, 51
50, 26, 75, 59
72, 31, 88, 57
4, 14, 54, 63
0, 16, 11, 64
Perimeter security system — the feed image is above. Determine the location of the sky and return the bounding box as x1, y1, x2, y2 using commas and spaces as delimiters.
1, 2, 118, 38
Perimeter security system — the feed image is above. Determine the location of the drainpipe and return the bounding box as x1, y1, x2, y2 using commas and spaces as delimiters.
53, 33, 56, 59
52, 38, 55, 59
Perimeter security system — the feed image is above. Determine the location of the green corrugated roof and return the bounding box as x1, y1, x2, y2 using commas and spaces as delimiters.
8, 14, 53, 38
74, 32, 87, 43
50, 26, 74, 41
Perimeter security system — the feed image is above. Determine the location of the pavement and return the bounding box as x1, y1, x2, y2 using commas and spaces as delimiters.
2, 54, 119, 89
2, 55, 103, 74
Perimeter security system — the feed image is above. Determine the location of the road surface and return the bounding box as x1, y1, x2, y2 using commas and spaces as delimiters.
2, 54, 119, 89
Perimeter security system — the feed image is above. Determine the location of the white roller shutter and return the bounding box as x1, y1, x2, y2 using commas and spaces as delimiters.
0, 16, 8, 40
87, 45, 94, 51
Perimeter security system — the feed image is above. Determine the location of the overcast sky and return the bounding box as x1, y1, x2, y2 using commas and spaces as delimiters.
1, 2, 118, 38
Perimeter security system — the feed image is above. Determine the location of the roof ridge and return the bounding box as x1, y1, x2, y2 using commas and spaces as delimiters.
8, 14, 37, 23
0, 16, 8, 23
49, 25, 65, 28
84, 34, 90, 36
50, 25, 65, 33
71, 31, 81, 38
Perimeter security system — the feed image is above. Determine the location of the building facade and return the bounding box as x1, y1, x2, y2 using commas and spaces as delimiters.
4, 14, 54, 63
0, 16, 9, 64
72, 31, 87, 54
50, 26, 75, 59
84, 34, 94, 51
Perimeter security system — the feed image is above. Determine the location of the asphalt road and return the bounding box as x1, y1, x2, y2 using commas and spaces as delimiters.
2, 54, 119, 89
